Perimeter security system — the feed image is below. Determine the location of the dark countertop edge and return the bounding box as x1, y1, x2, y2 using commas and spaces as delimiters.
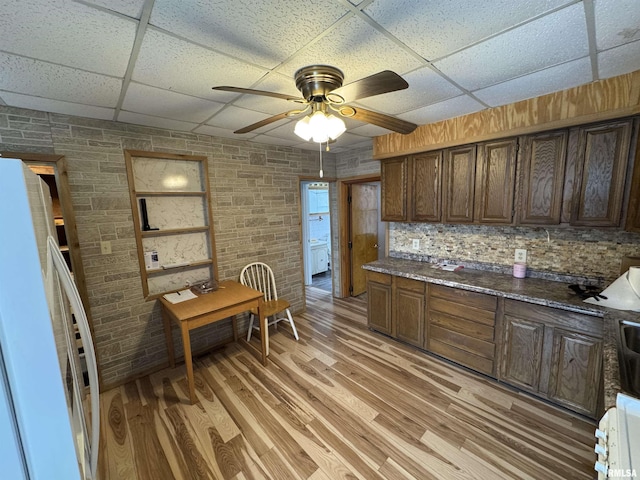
363, 257, 637, 410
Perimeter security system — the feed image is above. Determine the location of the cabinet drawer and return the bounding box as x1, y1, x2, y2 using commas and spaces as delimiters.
429, 297, 495, 326
394, 276, 425, 293
504, 299, 602, 337
430, 324, 495, 360
366, 271, 391, 285
429, 339, 494, 376
430, 284, 497, 311
430, 310, 495, 342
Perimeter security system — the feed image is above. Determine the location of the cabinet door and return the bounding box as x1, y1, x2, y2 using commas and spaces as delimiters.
410, 151, 442, 222
475, 138, 517, 224
501, 316, 545, 392
393, 277, 425, 347
520, 131, 567, 224
547, 329, 602, 417
571, 120, 632, 226
442, 145, 476, 223
367, 273, 392, 335
625, 130, 640, 232
381, 157, 407, 221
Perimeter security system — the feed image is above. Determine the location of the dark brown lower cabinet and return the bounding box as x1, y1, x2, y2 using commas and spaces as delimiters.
547, 328, 603, 416
366, 274, 604, 418
427, 285, 498, 377
500, 299, 603, 418
501, 315, 545, 391
366, 272, 392, 336
393, 277, 425, 347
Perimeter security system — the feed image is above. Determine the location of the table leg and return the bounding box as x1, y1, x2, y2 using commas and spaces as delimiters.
232, 315, 238, 342
180, 322, 196, 404
258, 298, 268, 365
162, 307, 175, 368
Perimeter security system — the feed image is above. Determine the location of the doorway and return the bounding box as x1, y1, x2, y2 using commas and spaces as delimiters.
337, 175, 385, 298
301, 181, 333, 293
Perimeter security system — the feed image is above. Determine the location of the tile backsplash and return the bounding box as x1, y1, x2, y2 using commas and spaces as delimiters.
390, 223, 640, 285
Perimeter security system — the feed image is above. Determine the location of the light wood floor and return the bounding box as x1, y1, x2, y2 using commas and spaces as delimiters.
98, 287, 596, 479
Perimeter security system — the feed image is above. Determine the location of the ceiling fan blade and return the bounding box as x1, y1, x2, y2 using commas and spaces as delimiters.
212, 86, 305, 103
234, 108, 308, 134
328, 71, 408, 103
338, 106, 417, 135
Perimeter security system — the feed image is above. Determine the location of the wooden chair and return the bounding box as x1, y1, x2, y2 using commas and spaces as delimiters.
240, 262, 299, 344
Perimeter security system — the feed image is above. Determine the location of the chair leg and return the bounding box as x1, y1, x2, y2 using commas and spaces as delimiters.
286, 309, 299, 341
246, 314, 255, 342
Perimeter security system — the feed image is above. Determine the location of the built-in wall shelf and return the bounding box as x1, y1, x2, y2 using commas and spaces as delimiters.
134, 190, 207, 197
141, 226, 210, 238
125, 150, 218, 299
146, 259, 213, 275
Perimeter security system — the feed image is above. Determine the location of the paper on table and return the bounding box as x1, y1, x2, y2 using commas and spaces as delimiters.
163, 289, 197, 304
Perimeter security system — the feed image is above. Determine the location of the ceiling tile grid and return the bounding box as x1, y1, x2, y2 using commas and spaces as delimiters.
363, 0, 576, 61
149, 0, 351, 68
433, 3, 590, 91
0, 52, 123, 107
0, 0, 137, 76
0, 1, 638, 151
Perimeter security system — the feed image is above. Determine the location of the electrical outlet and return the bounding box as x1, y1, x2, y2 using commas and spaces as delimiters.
412, 239, 420, 250
100, 241, 112, 255
514, 248, 527, 263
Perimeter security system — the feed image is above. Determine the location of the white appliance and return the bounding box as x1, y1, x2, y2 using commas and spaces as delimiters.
0, 159, 99, 479
595, 393, 640, 478
585, 267, 640, 312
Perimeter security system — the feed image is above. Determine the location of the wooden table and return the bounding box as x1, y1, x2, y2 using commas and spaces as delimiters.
160, 280, 266, 404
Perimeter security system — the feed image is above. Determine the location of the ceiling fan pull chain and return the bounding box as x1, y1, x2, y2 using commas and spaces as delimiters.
319, 141, 323, 178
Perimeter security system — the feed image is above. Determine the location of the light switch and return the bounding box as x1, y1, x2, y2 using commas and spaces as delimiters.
100, 241, 112, 255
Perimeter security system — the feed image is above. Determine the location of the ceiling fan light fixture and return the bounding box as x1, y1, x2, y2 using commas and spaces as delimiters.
294, 110, 346, 143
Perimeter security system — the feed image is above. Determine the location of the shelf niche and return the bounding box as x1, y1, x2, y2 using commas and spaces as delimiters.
125, 150, 218, 299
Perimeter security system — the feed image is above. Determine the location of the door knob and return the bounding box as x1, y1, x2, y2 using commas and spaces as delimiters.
373, 244, 378, 248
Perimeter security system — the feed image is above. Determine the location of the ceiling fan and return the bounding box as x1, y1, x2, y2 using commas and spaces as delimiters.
212, 65, 418, 143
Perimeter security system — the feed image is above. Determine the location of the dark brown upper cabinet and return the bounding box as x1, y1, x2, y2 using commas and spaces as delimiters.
571, 120, 632, 227
519, 131, 568, 225
410, 151, 442, 222
381, 156, 408, 221
625, 121, 640, 233
475, 138, 517, 224
442, 145, 477, 223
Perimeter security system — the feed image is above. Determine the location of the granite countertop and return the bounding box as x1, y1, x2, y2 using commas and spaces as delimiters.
363, 257, 640, 410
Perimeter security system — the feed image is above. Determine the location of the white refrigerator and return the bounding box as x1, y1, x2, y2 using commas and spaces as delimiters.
0, 159, 99, 479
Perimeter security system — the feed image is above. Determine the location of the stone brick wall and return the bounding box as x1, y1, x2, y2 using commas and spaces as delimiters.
0, 105, 335, 387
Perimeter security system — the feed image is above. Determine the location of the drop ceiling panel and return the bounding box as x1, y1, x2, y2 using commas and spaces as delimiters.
205, 105, 273, 131
0, 1, 638, 152
133, 28, 269, 100
278, 15, 423, 80
122, 83, 224, 123
0, 0, 137, 76
193, 124, 257, 140
117, 111, 199, 132
231, 73, 304, 115
0, 91, 115, 120
0, 52, 122, 107
81, 0, 146, 18
364, 0, 575, 60
399, 95, 485, 125
474, 57, 593, 107
253, 135, 301, 147
598, 40, 640, 79
358, 66, 464, 114
594, 0, 640, 50
149, 0, 350, 68
254, 120, 302, 141
434, 3, 589, 91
